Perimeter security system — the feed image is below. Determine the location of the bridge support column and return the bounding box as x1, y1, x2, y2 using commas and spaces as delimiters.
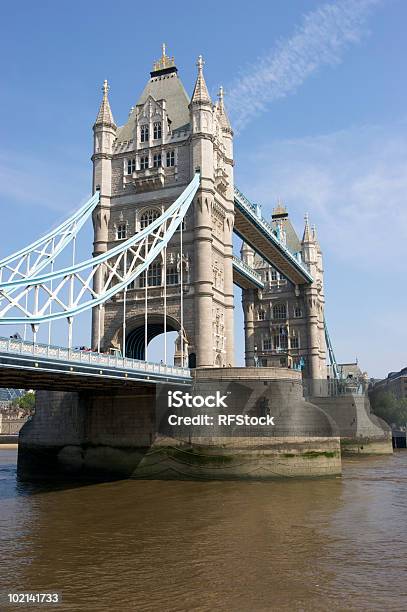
223, 215, 235, 366
304, 285, 324, 395
193, 192, 214, 368
243, 288, 255, 366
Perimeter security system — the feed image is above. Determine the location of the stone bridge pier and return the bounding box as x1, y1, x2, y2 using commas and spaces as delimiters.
18, 367, 342, 481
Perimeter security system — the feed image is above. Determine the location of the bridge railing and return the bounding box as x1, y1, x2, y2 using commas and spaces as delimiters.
0, 336, 191, 379
232, 255, 264, 287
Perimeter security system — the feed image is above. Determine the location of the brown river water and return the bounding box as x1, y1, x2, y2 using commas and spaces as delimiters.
0, 448, 406, 612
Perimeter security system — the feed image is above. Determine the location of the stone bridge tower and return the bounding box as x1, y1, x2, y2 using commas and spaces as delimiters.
241, 207, 327, 380
91, 47, 234, 368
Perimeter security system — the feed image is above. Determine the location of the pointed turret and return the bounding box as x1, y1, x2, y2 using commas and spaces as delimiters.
241, 241, 255, 268
191, 55, 211, 105
94, 80, 116, 128
302, 213, 312, 243
312, 224, 321, 251
217, 85, 232, 131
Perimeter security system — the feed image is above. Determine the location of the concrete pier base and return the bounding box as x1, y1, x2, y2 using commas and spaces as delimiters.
310, 394, 393, 455
17, 368, 342, 481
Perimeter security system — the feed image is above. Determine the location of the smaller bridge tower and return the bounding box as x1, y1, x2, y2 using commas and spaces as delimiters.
241, 205, 327, 379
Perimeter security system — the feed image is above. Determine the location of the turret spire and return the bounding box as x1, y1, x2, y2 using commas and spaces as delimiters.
191, 55, 211, 104
218, 85, 224, 111
94, 79, 116, 127
216, 84, 232, 131
302, 213, 312, 243
312, 223, 321, 250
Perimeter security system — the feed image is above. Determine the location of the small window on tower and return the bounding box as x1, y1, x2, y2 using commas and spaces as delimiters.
117, 224, 126, 240
273, 304, 287, 320
147, 261, 162, 287
127, 159, 136, 175
153, 154, 162, 168
140, 124, 149, 143
166, 266, 179, 285
140, 156, 149, 170
263, 338, 272, 350
294, 306, 302, 318
258, 309, 266, 321
270, 268, 278, 281
166, 151, 175, 167
153, 122, 162, 139
290, 334, 300, 349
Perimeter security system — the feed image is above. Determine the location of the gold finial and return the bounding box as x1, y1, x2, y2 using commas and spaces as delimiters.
102, 79, 109, 95
273, 198, 287, 216
152, 44, 175, 72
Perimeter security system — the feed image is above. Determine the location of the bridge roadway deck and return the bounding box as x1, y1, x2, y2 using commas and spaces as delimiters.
232, 255, 264, 290
0, 338, 191, 392
234, 187, 313, 286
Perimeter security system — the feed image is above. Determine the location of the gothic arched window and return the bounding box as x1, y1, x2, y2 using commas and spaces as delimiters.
290, 332, 300, 349
258, 309, 266, 321
127, 159, 136, 175
166, 150, 175, 167
139, 262, 162, 288
117, 224, 126, 240
148, 261, 161, 287
140, 124, 149, 142
140, 209, 160, 230
153, 153, 162, 168
153, 122, 162, 139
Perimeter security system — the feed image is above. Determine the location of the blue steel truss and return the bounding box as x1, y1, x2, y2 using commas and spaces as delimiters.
324, 319, 341, 380
0, 174, 200, 325
0, 191, 100, 284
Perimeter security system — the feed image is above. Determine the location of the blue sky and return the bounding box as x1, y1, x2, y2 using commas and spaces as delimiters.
0, 0, 405, 377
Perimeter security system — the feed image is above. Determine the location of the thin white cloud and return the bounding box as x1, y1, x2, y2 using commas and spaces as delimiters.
227, 0, 382, 131
239, 120, 407, 269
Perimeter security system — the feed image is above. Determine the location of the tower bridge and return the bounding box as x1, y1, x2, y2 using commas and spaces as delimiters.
0, 47, 325, 379
2, 47, 388, 482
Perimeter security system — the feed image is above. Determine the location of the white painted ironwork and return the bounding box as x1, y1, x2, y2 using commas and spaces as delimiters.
0, 192, 100, 285
0, 336, 191, 379
0, 174, 200, 325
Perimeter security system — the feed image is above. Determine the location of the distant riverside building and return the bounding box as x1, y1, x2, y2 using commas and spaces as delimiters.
370, 367, 407, 400
241, 203, 327, 379
0, 388, 24, 411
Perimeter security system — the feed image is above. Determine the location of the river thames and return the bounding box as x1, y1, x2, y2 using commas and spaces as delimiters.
0, 448, 406, 611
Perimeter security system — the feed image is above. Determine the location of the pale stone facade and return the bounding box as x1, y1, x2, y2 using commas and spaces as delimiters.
241, 204, 327, 380
91, 48, 234, 368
